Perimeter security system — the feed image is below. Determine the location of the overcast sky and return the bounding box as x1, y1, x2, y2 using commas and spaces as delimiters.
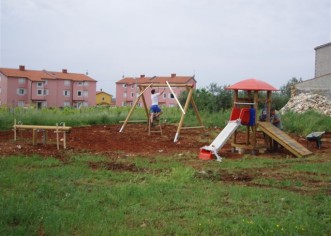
1, 0, 330, 96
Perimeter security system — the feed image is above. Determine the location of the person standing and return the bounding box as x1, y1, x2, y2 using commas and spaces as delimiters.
270, 108, 283, 130
270, 107, 283, 150
150, 88, 165, 123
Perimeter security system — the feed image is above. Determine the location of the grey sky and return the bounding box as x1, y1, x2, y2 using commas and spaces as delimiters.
1, 0, 330, 96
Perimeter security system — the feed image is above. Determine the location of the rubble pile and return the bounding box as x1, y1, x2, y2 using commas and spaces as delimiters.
280, 93, 331, 116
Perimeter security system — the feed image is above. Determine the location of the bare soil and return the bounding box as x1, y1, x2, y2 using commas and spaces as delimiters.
1, 124, 330, 195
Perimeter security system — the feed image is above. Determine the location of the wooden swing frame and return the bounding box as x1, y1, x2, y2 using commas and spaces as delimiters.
119, 82, 204, 142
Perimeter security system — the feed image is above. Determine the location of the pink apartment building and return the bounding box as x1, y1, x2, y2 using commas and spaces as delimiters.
0, 65, 97, 108
115, 74, 196, 107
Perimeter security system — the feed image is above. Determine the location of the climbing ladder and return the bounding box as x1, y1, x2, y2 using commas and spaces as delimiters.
148, 115, 162, 136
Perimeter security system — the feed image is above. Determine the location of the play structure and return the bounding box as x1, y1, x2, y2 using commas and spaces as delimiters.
13, 119, 71, 150
199, 78, 313, 160
119, 82, 204, 142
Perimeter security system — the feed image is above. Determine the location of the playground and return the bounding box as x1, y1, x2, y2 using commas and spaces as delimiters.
0, 123, 330, 161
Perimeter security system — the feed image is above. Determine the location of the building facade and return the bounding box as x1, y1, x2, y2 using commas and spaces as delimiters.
0, 65, 97, 108
96, 89, 113, 106
294, 42, 331, 100
315, 42, 331, 77
115, 74, 196, 107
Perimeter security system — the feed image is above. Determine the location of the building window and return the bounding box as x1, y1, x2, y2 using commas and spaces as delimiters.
17, 88, 26, 95
18, 78, 26, 84
18, 101, 25, 107
163, 93, 167, 99
84, 81, 89, 87
170, 93, 175, 99
64, 80, 71, 86
78, 81, 83, 86
77, 91, 82, 97
37, 82, 43, 87
131, 92, 134, 97
122, 84, 127, 88
37, 89, 43, 96
131, 84, 135, 89
44, 89, 49, 95
83, 91, 88, 97
63, 90, 70, 97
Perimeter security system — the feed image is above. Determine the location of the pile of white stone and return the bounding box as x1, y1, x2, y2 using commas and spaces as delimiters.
280, 92, 331, 117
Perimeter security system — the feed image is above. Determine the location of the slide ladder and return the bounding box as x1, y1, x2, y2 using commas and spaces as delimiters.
199, 119, 241, 161
258, 122, 312, 157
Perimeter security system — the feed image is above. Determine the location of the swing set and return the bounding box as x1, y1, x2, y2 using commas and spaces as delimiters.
119, 82, 204, 142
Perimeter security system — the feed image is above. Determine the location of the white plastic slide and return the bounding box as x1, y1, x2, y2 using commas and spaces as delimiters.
200, 119, 241, 161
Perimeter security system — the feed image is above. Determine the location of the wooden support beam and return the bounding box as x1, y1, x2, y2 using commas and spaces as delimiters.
187, 87, 204, 127
120, 83, 152, 133
139, 84, 194, 88
174, 87, 194, 142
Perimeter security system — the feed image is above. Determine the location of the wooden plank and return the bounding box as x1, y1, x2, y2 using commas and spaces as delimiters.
14, 125, 71, 131
180, 126, 205, 129
139, 84, 194, 88
258, 122, 313, 157
119, 120, 147, 123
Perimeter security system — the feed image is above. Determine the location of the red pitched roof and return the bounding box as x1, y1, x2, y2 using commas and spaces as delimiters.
0, 68, 54, 81
46, 71, 96, 82
0, 66, 96, 82
226, 78, 278, 91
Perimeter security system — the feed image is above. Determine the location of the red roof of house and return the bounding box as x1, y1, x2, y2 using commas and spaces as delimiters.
226, 78, 278, 91
0, 68, 54, 81
0, 66, 96, 82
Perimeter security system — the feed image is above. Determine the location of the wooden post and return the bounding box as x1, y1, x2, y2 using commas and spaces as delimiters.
62, 123, 66, 149
267, 91, 271, 121
233, 90, 239, 145
119, 83, 152, 133
33, 129, 37, 145
14, 119, 17, 141
174, 86, 193, 142
56, 123, 59, 150
187, 87, 204, 127
139, 86, 150, 123
252, 91, 259, 149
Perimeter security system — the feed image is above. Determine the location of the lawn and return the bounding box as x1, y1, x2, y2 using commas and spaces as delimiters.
1, 153, 330, 235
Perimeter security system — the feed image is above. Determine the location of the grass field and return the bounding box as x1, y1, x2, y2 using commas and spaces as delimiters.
1, 154, 330, 235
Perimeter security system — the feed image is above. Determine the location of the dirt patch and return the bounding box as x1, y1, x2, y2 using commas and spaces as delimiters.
88, 161, 144, 172
1, 124, 330, 160
1, 124, 330, 195
195, 167, 331, 195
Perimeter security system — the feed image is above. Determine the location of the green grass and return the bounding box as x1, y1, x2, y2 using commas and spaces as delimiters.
1, 106, 330, 135
0, 154, 330, 235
